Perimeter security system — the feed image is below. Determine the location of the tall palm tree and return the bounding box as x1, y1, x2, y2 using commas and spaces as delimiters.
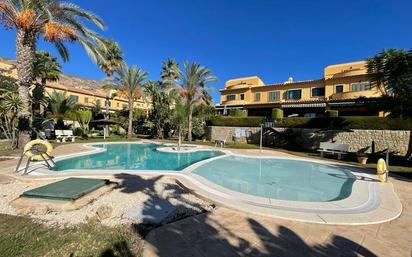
33, 50, 61, 114
34, 51, 61, 85
97, 39, 123, 137
160, 58, 181, 91
0, 0, 107, 147
178, 61, 217, 141
98, 39, 124, 77
110, 64, 148, 138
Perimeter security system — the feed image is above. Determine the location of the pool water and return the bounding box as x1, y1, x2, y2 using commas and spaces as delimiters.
53, 144, 223, 171
192, 156, 356, 202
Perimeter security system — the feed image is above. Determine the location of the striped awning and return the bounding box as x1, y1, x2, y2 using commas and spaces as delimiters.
281, 102, 327, 108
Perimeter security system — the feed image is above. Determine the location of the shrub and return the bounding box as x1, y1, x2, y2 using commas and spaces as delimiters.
192, 118, 206, 139
229, 109, 247, 117
326, 110, 339, 117
272, 108, 284, 120
207, 116, 265, 127
277, 116, 412, 130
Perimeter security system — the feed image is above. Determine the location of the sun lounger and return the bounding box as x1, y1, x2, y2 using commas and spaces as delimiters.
55, 130, 77, 143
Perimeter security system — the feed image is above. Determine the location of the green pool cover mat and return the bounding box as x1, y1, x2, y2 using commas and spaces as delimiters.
22, 178, 108, 201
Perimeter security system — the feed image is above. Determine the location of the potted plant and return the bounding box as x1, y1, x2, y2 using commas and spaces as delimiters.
356, 146, 370, 165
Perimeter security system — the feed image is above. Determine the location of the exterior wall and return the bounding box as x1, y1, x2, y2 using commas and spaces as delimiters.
218, 61, 385, 116
207, 126, 410, 156
0, 57, 151, 112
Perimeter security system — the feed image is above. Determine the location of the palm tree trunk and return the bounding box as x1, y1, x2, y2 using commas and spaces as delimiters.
187, 103, 193, 141
127, 99, 134, 138
16, 30, 36, 148
178, 127, 181, 151
105, 95, 110, 138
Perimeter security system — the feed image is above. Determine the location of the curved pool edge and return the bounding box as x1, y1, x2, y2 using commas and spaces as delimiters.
11, 141, 403, 225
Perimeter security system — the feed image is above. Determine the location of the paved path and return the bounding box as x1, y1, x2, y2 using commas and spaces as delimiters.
0, 143, 94, 174
144, 175, 412, 257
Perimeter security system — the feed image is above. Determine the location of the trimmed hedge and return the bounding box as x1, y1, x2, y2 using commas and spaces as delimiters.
326, 110, 339, 117
272, 108, 284, 120
278, 116, 412, 130
208, 116, 412, 130
208, 116, 265, 127
229, 109, 247, 117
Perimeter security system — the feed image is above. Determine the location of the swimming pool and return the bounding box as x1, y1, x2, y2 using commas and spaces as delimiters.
192, 155, 356, 202
53, 144, 223, 171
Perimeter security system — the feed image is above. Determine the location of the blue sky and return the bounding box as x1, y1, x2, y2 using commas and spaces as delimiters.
1, 0, 411, 103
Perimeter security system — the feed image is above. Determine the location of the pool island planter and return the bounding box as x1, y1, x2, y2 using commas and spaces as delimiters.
15, 141, 402, 225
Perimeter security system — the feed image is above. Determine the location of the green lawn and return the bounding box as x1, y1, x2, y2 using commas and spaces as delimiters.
0, 214, 142, 257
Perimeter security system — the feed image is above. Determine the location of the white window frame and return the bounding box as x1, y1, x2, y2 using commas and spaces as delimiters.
351, 82, 371, 92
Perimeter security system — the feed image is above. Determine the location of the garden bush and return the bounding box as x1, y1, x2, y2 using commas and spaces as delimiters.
207, 116, 265, 127
229, 109, 247, 117
272, 108, 284, 120
278, 116, 412, 130
326, 110, 339, 117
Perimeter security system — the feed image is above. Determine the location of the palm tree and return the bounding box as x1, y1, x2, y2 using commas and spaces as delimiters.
178, 61, 217, 141
33, 51, 61, 115
171, 99, 188, 151
367, 49, 412, 159
34, 51, 61, 85
110, 64, 148, 138
161, 58, 181, 91
0, 0, 107, 147
97, 39, 124, 77
97, 40, 123, 137
47, 91, 79, 129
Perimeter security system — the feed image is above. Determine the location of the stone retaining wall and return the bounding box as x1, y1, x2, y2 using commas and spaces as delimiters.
206, 126, 411, 156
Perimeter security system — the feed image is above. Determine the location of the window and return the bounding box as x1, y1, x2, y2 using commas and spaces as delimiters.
254, 92, 261, 102
69, 95, 79, 103
116, 102, 120, 108
84, 97, 89, 104
226, 94, 236, 101
96, 99, 101, 107
268, 91, 280, 102
240, 94, 245, 100
286, 90, 301, 100
311, 87, 325, 97
351, 82, 371, 92
335, 85, 344, 93
122, 104, 128, 109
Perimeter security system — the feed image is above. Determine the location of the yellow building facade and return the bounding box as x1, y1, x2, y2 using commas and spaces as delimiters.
218, 61, 384, 117
0, 57, 151, 113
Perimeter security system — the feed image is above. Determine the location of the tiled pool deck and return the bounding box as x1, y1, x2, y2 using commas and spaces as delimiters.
1, 143, 411, 256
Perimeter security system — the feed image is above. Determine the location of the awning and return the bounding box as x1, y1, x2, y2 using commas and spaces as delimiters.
215, 105, 244, 110
281, 103, 327, 108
